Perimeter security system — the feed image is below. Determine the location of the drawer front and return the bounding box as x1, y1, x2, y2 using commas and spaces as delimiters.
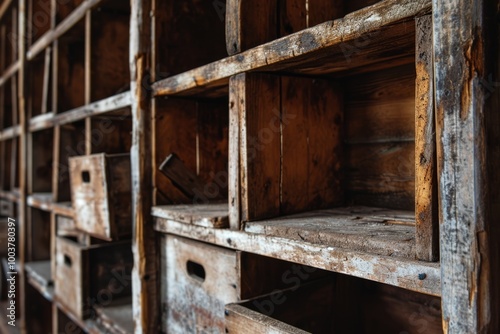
163, 235, 240, 334
55, 237, 88, 319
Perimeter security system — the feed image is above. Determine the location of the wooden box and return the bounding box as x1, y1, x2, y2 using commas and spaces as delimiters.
54, 236, 133, 320
0, 200, 14, 217
69, 153, 132, 241
162, 235, 241, 333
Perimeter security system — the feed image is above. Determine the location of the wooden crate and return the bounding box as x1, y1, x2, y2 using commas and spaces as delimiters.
225, 0, 379, 55
69, 153, 132, 241
54, 236, 133, 320
161, 235, 324, 333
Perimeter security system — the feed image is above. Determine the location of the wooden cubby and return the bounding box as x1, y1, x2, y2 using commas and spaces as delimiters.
28, 51, 52, 117
0, 138, 19, 191
56, 18, 85, 113
154, 0, 227, 77
27, 0, 51, 47
153, 96, 229, 206
89, 0, 130, 103
0, 1, 18, 71
55, 0, 84, 24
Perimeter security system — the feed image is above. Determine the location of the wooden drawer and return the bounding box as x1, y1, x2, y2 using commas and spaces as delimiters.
225, 279, 336, 334
55, 236, 133, 320
162, 235, 241, 333
69, 153, 132, 241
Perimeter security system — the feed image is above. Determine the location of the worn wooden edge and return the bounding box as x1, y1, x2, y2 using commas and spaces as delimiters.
29, 90, 131, 132
0, 60, 20, 87
225, 304, 311, 334
151, 204, 229, 229
26, 192, 53, 211
152, 0, 431, 97
0, 0, 14, 22
54, 301, 103, 334
24, 260, 54, 302
52, 201, 74, 217
0, 190, 19, 202
27, 0, 102, 60
154, 218, 441, 297
0, 124, 21, 140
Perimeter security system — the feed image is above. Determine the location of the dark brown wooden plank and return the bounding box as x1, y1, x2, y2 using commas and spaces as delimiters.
280, 76, 344, 216
239, 73, 281, 222
415, 15, 438, 262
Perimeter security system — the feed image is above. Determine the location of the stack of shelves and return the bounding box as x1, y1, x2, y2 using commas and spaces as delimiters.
0, 0, 498, 333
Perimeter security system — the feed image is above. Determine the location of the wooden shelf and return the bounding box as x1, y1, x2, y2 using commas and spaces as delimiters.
0, 60, 19, 87
27, 0, 102, 61
25, 261, 54, 302
27, 193, 53, 211
95, 297, 134, 334
0, 125, 21, 141
52, 202, 74, 217
29, 91, 131, 132
0, 190, 19, 202
151, 203, 229, 229
244, 207, 416, 259
152, 0, 429, 98
154, 216, 440, 297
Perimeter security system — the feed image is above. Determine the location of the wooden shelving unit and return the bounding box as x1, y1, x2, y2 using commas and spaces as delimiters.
0, 0, 499, 333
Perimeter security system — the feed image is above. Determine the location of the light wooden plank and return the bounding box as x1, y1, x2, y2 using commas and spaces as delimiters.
154, 218, 441, 297
245, 207, 416, 258
151, 203, 228, 228
0, 125, 21, 140
415, 15, 438, 261
28, 91, 131, 132
25, 260, 53, 301
153, 0, 430, 97
27, 192, 53, 211
0, 60, 20, 87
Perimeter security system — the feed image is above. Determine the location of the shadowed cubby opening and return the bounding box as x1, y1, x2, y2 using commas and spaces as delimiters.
28, 0, 51, 47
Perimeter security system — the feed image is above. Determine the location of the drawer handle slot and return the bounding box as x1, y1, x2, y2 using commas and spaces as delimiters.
187, 260, 206, 282
64, 255, 72, 267
82, 171, 91, 183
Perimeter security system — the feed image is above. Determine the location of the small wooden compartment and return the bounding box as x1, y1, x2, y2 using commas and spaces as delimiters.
29, 128, 53, 193
0, 1, 18, 70
28, 51, 52, 117
225, 0, 380, 54
90, 0, 130, 103
230, 14, 438, 261
55, 236, 133, 320
0, 200, 14, 217
55, 0, 84, 24
57, 18, 85, 112
1, 76, 18, 130
154, 97, 229, 208
0, 138, 19, 191
154, 0, 227, 77
69, 153, 132, 240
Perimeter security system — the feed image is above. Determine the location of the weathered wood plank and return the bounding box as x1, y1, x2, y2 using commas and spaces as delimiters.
29, 91, 131, 131
433, 0, 497, 332
153, 0, 430, 97
415, 15, 438, 262
245, 207, 416, 258
239, 73, 281, 222
229, 74, 243, 229
154, 218, 441, 296
130, 0, 158, 332
0, 60, 19, 87
151, 203, 229, 229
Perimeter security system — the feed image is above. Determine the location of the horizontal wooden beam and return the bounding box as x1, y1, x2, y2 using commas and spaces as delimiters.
0, 190, 20, 202
27, 0, 102, 60
0, 124, 21, 141
27, 193, 53, 212
154, 217, 441, 297
29, 91, 131, 132
152, 0, 430, 97
0, 60, 20, 87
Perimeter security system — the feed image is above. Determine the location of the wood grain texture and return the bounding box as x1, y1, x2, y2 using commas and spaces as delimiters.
433, 0, 496, 332
151, 203, 229, 229
415, 15, 438, 262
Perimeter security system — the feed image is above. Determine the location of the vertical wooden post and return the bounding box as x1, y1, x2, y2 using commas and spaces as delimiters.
130, 0, 158, 333
433, 0, 499, 332
17, 0, 28, 331
415, 14, 438, 262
